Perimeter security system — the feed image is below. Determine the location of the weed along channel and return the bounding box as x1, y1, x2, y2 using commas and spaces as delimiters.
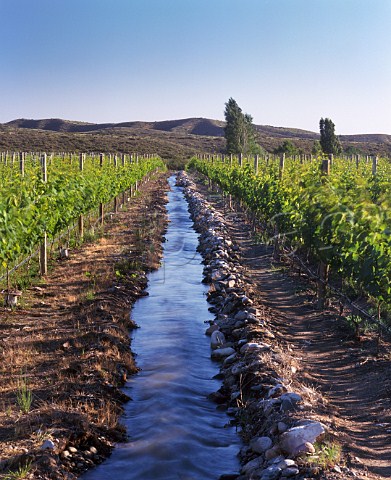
81, 175, 241, 479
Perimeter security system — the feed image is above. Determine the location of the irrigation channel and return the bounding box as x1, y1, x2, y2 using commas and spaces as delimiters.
82, 175, 241, 479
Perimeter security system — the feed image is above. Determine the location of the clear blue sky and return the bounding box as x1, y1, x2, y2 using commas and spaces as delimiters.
1, 0, 390, 134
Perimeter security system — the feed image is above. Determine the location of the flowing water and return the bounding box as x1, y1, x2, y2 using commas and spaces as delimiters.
82, 176, 241, 479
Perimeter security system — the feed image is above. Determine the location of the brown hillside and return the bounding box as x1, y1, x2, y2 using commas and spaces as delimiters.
2, 117, 391, 158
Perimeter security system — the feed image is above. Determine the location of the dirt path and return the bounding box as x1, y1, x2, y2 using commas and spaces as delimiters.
199, 184, 391, 480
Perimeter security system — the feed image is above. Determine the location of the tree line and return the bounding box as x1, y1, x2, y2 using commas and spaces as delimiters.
224, 97, 343, 156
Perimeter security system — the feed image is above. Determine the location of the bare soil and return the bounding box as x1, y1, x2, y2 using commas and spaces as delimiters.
196, 178, 391, 480
0, 173, 169, 479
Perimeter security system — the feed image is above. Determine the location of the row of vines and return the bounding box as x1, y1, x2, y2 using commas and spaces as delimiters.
188, 155, 391, 319
0, 153, 165, 287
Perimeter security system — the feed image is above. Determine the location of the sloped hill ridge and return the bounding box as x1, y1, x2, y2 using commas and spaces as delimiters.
2, 117, 391, 157
6, 117, 391, 143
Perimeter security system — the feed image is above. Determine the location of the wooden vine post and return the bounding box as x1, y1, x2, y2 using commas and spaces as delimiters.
272, 154, 285, 259
317, 158, 331, 309
19, 152, 25, 177
78, 153, 84, 239
254, 154, 259, 175
279, 153, 285, 179
130, 154, 134, 198
114, 155, 118, 213
40, 154, 48, 276
99, 153, 104, 226
122, 154, 126, 205
372, 155, 378, 175
135, 154, 139, 193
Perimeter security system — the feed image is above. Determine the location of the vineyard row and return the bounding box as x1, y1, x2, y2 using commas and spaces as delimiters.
188, 154, 391, 323
0, 152, 165, 298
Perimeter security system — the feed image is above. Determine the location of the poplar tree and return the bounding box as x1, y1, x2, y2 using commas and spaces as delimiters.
224, 98, 243, 154
224, 98, 258, 154
319, 118, 342, 155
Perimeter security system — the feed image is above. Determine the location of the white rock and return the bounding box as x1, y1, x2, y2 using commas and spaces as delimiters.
240, 342, 271, 354
210, 330, 226, 349
40, 440, 55, 450
280, 422, 325, 456
211, 347, 235, 360
241, 296, 253, 305
276, 458, 297, 469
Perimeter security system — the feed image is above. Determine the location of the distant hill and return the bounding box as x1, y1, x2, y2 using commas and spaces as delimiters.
5, 117, 227, 135
1, 117, 390, 158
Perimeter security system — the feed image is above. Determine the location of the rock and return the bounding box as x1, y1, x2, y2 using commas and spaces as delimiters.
230, 391, 240, 400
268, 455, 285, 465
241, 456, 263, 474
264, 445, 281, 460
222, 302, 235, 314
282, 467, 300, 477
260, 465, 282, 480
280, 392, 302, 412
240, 342, 271, 354
89, 446, 98, 454
260, 398, 281, 416
211, 347, 235, 360
61, 450, 71, 458
250, 436, 273, 454
267, 384, 286, 398
205, 324, 219, 336
276, 459, 297, 469
68, 446, 78, 453
241, 296, 253, 306
277, 422, 288, 433
231, 362, 245, 375
223, 353, 237, 365
234, 310, 248, 321
211, 330, 226, 349
262, 329, 275, 339
246, 314, 261, 325
302, 442, 316, 454
40, 439, 55, 450
280, 422, 325, 456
